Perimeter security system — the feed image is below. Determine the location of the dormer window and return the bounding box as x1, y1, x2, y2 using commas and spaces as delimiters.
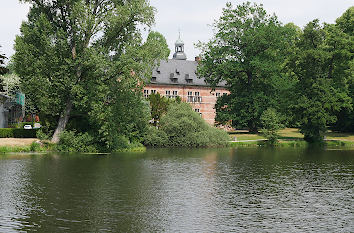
170, 73, 174, 78
176, 68, 180, 74
185, 74, 189, 79
156, 68, 160, 74
151, 77, 156, 82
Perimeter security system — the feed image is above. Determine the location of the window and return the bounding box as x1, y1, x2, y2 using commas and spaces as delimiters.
194, 92, 202, 103
151, 77, 157, 82
187, 91, 193, 102
187, 91, 202, 103
194, 109, 202, 117
171, 78, 178, 83
143, 89, 149, 98
186, 79, 193, 84
166, 90, 170, 96
216, 92, 221, 97
185, 74, 190, 79
176, 68, 180, 74
170, 73, 174, 78
173, 91, 178, 97
151, 90, 156, 94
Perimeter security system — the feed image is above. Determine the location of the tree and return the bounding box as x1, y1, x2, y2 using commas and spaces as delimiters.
144, 102, 229, 147
331, 7, 354, 132
13, 0, 169, 145
147, 92, 180, 126
260, 108, 284, 146
197, 2, 296, 132
288, 20, 352, 143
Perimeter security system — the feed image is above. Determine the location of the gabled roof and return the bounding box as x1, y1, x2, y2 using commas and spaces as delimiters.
150, 59, 226, 87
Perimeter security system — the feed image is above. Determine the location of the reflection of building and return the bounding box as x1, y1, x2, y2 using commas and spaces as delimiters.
144, 36, 229, 125
0, 93, 24, 128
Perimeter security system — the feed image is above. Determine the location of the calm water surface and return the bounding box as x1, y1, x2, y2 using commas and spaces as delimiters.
0, 148, 353, 232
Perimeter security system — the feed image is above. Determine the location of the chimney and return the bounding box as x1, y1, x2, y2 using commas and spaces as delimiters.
195, 56, 201, 62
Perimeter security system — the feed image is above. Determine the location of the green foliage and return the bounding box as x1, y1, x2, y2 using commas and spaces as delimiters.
288, 19, 352, 143
147, 92, 180, 126
36, 129, 51, 141
14, 0, 170, 149
9, 122, 38, 129
143, 126, 168, 147
197, 2, 296, 132
144, 102, 229, 147
0, 128, 37, 138
56, 131, 97, 153
260, 108, 284, 146
29, 141, 41, 151
330, 7, 354, 132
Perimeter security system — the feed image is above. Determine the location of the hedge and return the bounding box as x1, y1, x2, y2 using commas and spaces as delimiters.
0, 128, 38, 138
8, 122, 40, 129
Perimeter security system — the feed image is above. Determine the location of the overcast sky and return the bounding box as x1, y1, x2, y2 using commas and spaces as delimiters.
1, 0, 352, 62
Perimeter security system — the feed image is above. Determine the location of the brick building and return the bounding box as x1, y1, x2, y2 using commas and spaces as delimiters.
144, 36, 228, 125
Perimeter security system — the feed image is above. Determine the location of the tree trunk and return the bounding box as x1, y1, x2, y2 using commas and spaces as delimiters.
51, 99, 73, 143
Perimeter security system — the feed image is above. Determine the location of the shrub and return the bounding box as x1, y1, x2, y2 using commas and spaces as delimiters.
8, 122, 36, 129
0, 128, 38, 138
143, 126, 168, 147
260, 108, 284, 146
29, 141, 41, 151
56, 131, 97, 153
36, 129, 51, 140
144, 102, 229, 147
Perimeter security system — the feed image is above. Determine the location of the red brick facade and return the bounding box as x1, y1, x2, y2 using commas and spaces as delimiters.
144, 84, 229, 125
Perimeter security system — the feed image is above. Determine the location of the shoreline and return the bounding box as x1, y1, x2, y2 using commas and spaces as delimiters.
1, 139, 354, 154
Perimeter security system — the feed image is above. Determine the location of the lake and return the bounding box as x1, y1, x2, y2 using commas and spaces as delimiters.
0, 148, 353, 232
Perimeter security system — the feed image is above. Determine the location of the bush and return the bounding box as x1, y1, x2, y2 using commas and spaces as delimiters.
260, 108, 284, 146
0, 128, 38, 138
36, 129, 51, 140
29, 141, 41, 151
56, 131, 97, 153
8, 122, 37, 129
144, 102, 229, 147
143, 126, 168, 147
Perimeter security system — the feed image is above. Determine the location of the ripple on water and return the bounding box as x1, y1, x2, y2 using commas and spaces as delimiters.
0, 149, 353, 232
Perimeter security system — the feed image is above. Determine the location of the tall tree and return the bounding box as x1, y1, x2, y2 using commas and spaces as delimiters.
288, 19, 352, 143
197, 2, 296, 132
13, 0, 169, 144
331, 7, 354, 132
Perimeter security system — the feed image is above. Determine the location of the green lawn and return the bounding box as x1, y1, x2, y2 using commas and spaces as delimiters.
229, 128, 354, 142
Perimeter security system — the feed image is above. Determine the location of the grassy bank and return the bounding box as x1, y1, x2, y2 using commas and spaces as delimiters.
230, 139, 354, 148
0, 142, 51, 153
0, 141, 147, 154
229, 128, 354, 141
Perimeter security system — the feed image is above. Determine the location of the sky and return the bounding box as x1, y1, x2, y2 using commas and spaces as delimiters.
0, 0, 352, 62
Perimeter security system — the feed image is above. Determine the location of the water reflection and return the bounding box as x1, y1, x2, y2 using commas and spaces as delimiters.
0, 149, 353, 232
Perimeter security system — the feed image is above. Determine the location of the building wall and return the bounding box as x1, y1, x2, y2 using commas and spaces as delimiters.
144, 84, 229, 125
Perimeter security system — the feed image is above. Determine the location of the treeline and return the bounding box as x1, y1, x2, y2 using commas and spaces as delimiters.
198, 2, 353, 143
